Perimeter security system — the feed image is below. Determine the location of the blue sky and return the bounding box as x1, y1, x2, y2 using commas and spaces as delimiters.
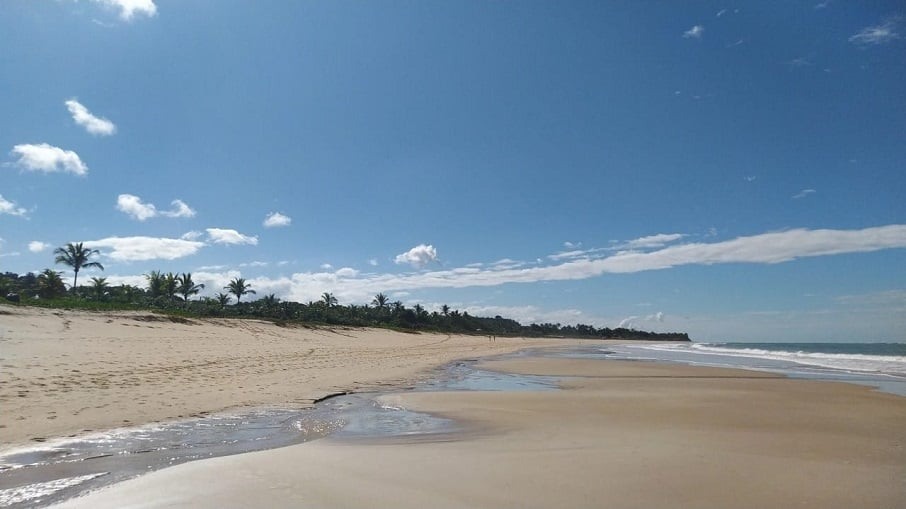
1, 1, 904, 342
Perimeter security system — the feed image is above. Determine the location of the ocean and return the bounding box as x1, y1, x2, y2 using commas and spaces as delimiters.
604, 341, 906, 397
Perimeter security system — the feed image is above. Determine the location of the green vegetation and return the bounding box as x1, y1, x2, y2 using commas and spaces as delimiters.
1, 248, 690, 342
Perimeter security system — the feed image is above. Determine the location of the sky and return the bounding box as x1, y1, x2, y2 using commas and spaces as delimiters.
1, 1, 904, 342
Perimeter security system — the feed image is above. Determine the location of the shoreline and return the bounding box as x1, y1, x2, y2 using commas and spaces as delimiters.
0, 305, 573, 452
48, 353, 906, 509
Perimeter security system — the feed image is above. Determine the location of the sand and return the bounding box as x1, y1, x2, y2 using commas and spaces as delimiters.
51, 357, 906, 508
0, 304, 565, 449
4, 305, 905, 508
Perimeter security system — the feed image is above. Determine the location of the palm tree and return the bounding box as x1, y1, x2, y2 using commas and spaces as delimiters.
225, 277, 255, 303
215, 292, 232, 309
321, 292, 338, 307
441, 304, 450, 317
371, 292, 389, 309
37, 269, 66, 299
89, 276, 108, 301
162, 272, 179, 302
54, 242, 104, 295
145, 270, 164, 298
176, 273, 204, 306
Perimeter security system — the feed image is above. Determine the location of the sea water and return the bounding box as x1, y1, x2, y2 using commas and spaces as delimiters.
601, 342, 906, 397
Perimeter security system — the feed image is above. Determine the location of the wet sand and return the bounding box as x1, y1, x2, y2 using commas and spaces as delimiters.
0, 305, 566, 449
49, 356, 906, 509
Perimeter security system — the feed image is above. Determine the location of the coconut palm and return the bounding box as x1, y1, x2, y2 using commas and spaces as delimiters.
162, 272, 179, 302
54, 242, 104, 295
145, 270, 164, 298
441, 304, 450, 317
215, 292, 232, 309
176, 273, 205, 306
37, 269, 66, 299
89, 276, 108, 301
225, 277, 255, 303
371, 292, 389, 309
321, 292, 338, 307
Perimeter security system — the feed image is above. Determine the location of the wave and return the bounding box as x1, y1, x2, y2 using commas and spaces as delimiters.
637, 343, 906, 377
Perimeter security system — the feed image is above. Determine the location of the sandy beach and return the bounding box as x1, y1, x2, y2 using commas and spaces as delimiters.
48, 356, 906, 509
0, 304, 564, 449
3, 305, 905, 508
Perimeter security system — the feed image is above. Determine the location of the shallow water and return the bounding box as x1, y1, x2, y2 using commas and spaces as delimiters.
0, 358, 559, 508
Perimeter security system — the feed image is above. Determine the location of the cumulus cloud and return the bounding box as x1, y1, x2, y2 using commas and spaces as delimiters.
9, 143, 88, 175
91, 0, 157, 20
849, 18, 900, 46
263, 212, 292, 228
116, 194, 157, 221
65, 99, 116, 136
792, 188, 816, 199
205, 228, 258, 246
84, 236, 204, 262
28, 241, 51, 253
335, 267, 359, 278
683, 25, 704, 39
116, 194, 196, 220
0, 195, 27, 217
162, 199, 196, 218
394, 244, 438, 268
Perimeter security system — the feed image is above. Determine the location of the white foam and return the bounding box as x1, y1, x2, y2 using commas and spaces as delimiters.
0, 472, 107, 506
636, 343, 906, 377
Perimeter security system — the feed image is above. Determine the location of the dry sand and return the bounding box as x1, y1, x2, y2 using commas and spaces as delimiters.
0, 304, 565, 449
50, 354, 906, 508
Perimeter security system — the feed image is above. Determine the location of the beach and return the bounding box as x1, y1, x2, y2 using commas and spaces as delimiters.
0, 305, 563, 449
3, 305, 905, 508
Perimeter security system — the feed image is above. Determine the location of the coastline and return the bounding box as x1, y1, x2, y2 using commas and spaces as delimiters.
4, 305, 905, 508
49, 355, 906, 509
0, 305, 570, 451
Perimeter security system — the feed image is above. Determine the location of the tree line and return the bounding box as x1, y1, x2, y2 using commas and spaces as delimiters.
0, 242, 690, 341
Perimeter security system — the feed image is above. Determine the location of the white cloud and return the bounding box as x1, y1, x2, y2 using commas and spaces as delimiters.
0, 195, 27, 217
28, 241, 51, 253
10, 143, 88, 175
394, 244, 438, 268
116, 194, 196, 220
206, 228, 258, 246
65, 99, 116, 136
181, 231, 204, 241
116, 194, 157, 221
849, 18, 900, 46
563, 241, 582, 249
273, 224, 906, 303
320, 263, 333, 270
624, 233, 686, 249
95, 225, 906, 312
335, 267, 359, 278
646, 311, 665, 322
683, 25, 704, 39
85, 236, 204, 262
716, 9, 727, 17
368, 259, 379, 266
792, 188, 816, 199
91, 0, 157, 21
263, 212, 292, 228
161, 199, 196, 218
240, 261, 268, 268
618, 316, 638, 328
